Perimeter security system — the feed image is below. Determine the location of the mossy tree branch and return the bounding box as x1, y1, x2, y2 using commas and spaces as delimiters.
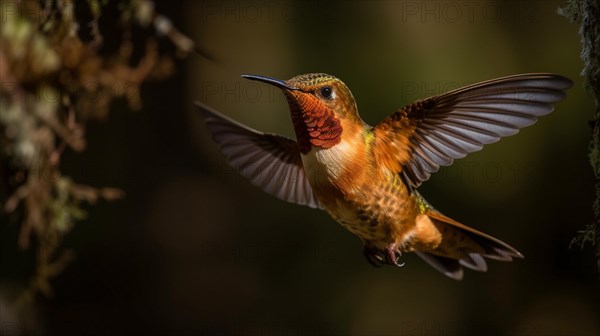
559, 0, 600, 272
1, 0, 195, 312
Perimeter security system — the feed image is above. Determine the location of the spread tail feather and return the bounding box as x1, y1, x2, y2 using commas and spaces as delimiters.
416, 211, 523, 280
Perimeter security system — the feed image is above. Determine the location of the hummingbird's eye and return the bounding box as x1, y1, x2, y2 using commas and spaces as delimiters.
319, 86, 333, 99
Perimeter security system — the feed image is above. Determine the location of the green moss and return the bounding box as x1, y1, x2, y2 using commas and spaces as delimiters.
559, 0, 600, 269
1, 0, 192, 309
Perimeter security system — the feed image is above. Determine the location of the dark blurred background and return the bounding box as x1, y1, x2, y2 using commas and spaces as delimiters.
2, 0, 600, 335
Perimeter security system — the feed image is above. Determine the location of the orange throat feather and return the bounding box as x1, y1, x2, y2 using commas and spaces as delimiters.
286, 94, 342, 154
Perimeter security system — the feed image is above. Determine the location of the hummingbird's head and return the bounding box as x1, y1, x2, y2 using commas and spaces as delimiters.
242, 73, 362, 154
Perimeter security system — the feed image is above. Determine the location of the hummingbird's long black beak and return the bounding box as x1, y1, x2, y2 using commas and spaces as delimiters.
241, 74, 299, 91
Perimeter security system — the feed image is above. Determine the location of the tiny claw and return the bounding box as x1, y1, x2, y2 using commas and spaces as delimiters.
363, 246, 384, 268
385, 243, 405, 267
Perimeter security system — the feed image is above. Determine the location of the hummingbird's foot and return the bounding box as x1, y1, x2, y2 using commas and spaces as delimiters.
363, 246, 384, 267
385, 243, 405, 267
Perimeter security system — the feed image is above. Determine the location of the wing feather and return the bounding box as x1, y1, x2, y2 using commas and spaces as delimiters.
195, 102, 321, 209
373, 73, 572, 187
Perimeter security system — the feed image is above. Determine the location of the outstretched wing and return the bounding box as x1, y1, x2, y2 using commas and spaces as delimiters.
372, 73, 573, 188
195, 102, 321, 209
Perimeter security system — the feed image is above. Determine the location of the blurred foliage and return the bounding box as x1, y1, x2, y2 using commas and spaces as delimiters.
560, 0, 600, 268
0, 0, 192, 315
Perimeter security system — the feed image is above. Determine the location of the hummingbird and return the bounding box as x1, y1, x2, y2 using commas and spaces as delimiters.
195, 73, 572, 280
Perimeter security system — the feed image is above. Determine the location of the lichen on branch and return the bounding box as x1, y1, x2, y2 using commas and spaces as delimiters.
0, 0, 194, 307
559, 0, 600, 270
